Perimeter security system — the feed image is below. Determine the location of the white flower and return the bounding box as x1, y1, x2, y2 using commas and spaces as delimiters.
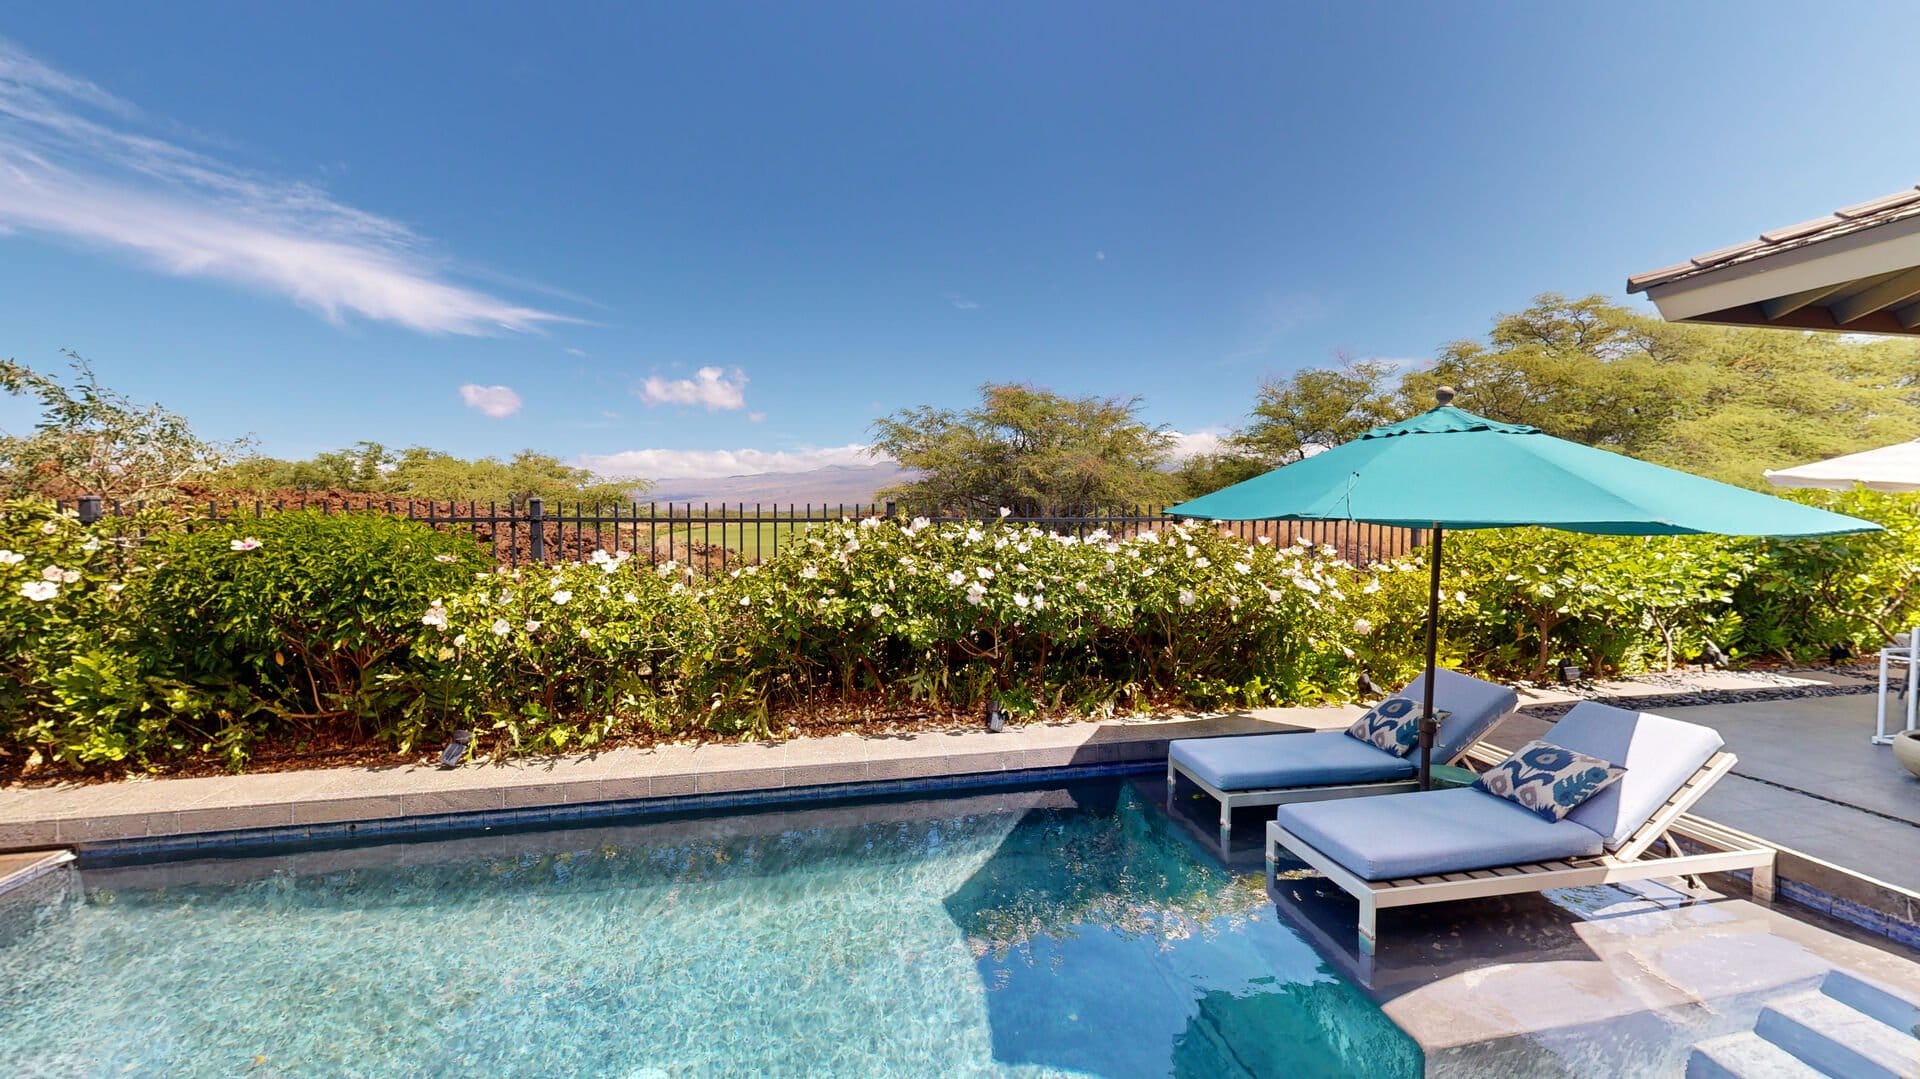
434, 553, 459, 564
1075, 580, 1089, 593
39, 522, 58, 535
998, 506, 1012, 518
1032, 593, 1046, 611
81, 536, 101, 553
739, 596, 752, 606
579, 627, 592, 639
452, 633, 467, 647
525, 619, 543, 631
657, 561, 678, 577
1296, 578, 1322, 595
976, 566, 994, 580
491, 618, 512, 636
1140, 566, 1155, 577
230, 537, 262, 551
801, 564, 820, 579
1234, 562, 1251, 576
965, 581, 987, 605
909, 516, 931, 531
1013, 592, 1030, 609
596, 584, 611, 596
590, 549, 612, 565
41, 565, 80, 584
421, 602, 449, 629
1363, 578, 1381, 594
0, 550, 22, 565
1257, 536, 1272, 545
1353, 618, 1374, 635
106, 582, 123, 594
551, 590, 573, 605
946, 570, 966, 586
20, 580, 57, 602
624, 591, 639, 603
1178, 589, 1196, 607
1194, 556, 1211, 569
860, 516, 881, 530
965, 527, 984, 544
869, 603, 886, 617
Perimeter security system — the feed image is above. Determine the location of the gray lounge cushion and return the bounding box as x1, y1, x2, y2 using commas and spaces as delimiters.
1272, 787, 1606, 881
1169, 668, 1517, 793
1547, 702, 1725, 851
1172, 730, 1415, 790
1404, 668, 1522, 761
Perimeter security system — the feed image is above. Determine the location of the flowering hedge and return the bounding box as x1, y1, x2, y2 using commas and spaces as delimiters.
4, 489, 1920, 773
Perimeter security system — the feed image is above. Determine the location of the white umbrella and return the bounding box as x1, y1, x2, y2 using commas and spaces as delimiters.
1765, 439, 1920, 493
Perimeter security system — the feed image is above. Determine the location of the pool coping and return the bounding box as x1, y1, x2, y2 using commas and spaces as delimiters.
0, 708, 1351, 852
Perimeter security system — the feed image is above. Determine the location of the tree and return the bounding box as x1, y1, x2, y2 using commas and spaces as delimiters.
0, 351, 248, 501
1233, 354, 1405, 465
871, 383, 1181, 515
210, 445, 639, 505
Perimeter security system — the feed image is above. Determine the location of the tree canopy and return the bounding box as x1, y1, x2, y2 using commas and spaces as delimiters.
211, 443, 640, 505
872, 383, 1181, 515
1184, 294, 1920, 494
0, 351, 248, 501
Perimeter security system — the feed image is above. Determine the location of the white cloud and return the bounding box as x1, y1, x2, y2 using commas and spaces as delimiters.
1094, 250, 1106, 261
581, 444, 882, 481
0, 38, 566, 334
949, 295, 980, 310
638, 366, 748, 410
459, 383, 522, 418
1166, 429, 1228, 461
747, 411, 766, 423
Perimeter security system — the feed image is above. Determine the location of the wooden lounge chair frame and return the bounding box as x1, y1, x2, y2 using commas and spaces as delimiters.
1168, 720, 1510, 854
1264, 748, 1777, 954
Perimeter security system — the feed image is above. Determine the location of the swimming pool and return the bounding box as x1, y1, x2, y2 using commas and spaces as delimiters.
0, 777, 1420, 1077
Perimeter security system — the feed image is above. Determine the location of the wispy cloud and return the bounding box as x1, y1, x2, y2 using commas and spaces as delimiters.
0, 37, 566, 334
459, 383, 522, 418
638, 366, 748, 411
948, 294, 980, 310
581, 443, 880, 480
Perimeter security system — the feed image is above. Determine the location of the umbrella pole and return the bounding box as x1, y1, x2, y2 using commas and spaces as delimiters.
1419, 524, 1444, 791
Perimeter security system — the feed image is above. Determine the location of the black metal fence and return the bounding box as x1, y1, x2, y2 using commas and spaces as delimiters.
57, 494, 1418, 574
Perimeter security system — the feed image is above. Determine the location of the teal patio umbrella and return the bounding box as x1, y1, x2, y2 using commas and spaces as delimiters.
1168, 389, 1880, 789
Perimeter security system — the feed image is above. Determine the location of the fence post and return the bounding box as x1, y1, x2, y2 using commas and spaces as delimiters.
884, 500, 896, 520
77, 495, 103, 525
528, 497, 546, 562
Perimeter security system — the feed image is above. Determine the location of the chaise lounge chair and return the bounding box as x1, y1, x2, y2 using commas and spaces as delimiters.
1167, 669, 1520, 851
1265, 701, 1777, 953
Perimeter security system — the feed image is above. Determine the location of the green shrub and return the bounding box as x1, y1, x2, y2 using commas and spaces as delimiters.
134, 512, 489, 762
0, 499, 171, 769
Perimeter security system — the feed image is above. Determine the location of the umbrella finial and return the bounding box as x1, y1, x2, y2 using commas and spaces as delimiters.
1434, 385, 1456, 407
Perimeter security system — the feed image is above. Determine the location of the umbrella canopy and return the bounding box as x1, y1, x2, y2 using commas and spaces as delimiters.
1168, 393, 1880, 789
1172, 404, 1878, 536
1765, 439, 1920, 493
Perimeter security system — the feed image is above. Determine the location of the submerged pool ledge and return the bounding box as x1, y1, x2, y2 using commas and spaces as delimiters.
0, 708, 1351, 854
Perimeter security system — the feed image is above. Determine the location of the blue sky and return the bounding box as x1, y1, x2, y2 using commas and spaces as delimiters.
4, 3, 1919, 480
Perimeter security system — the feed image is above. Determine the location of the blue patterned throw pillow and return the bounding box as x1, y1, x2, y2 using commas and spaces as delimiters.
1344, 696, 1449, 757
1474, 740, 1626, 822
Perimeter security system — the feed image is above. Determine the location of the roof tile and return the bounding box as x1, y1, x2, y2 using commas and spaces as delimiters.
1629, 182, 1920, 293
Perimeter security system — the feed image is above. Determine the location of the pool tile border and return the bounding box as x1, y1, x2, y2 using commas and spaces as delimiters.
74, 759, 1162, 864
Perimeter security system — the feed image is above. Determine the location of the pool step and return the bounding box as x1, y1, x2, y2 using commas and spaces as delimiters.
1753, 987, 1919, 1077
1686, 969, 1920, 1078
1685, 1032, 1823, 1078
1820, 969, 1920, 1038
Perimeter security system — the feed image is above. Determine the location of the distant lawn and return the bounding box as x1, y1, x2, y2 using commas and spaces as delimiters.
657, 520, 818, 562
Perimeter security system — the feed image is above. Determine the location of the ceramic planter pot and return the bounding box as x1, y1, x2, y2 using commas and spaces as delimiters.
1894, 730, 1920, 779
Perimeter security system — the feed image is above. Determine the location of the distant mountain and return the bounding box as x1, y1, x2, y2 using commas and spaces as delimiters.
644, 463, 909, 507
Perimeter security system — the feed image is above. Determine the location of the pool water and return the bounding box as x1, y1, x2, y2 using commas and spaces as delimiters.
0, 778, 1420, 1077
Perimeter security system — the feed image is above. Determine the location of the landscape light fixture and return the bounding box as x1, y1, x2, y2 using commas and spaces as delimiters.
984, 700, 1007, 734
438, 730, 473, 769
